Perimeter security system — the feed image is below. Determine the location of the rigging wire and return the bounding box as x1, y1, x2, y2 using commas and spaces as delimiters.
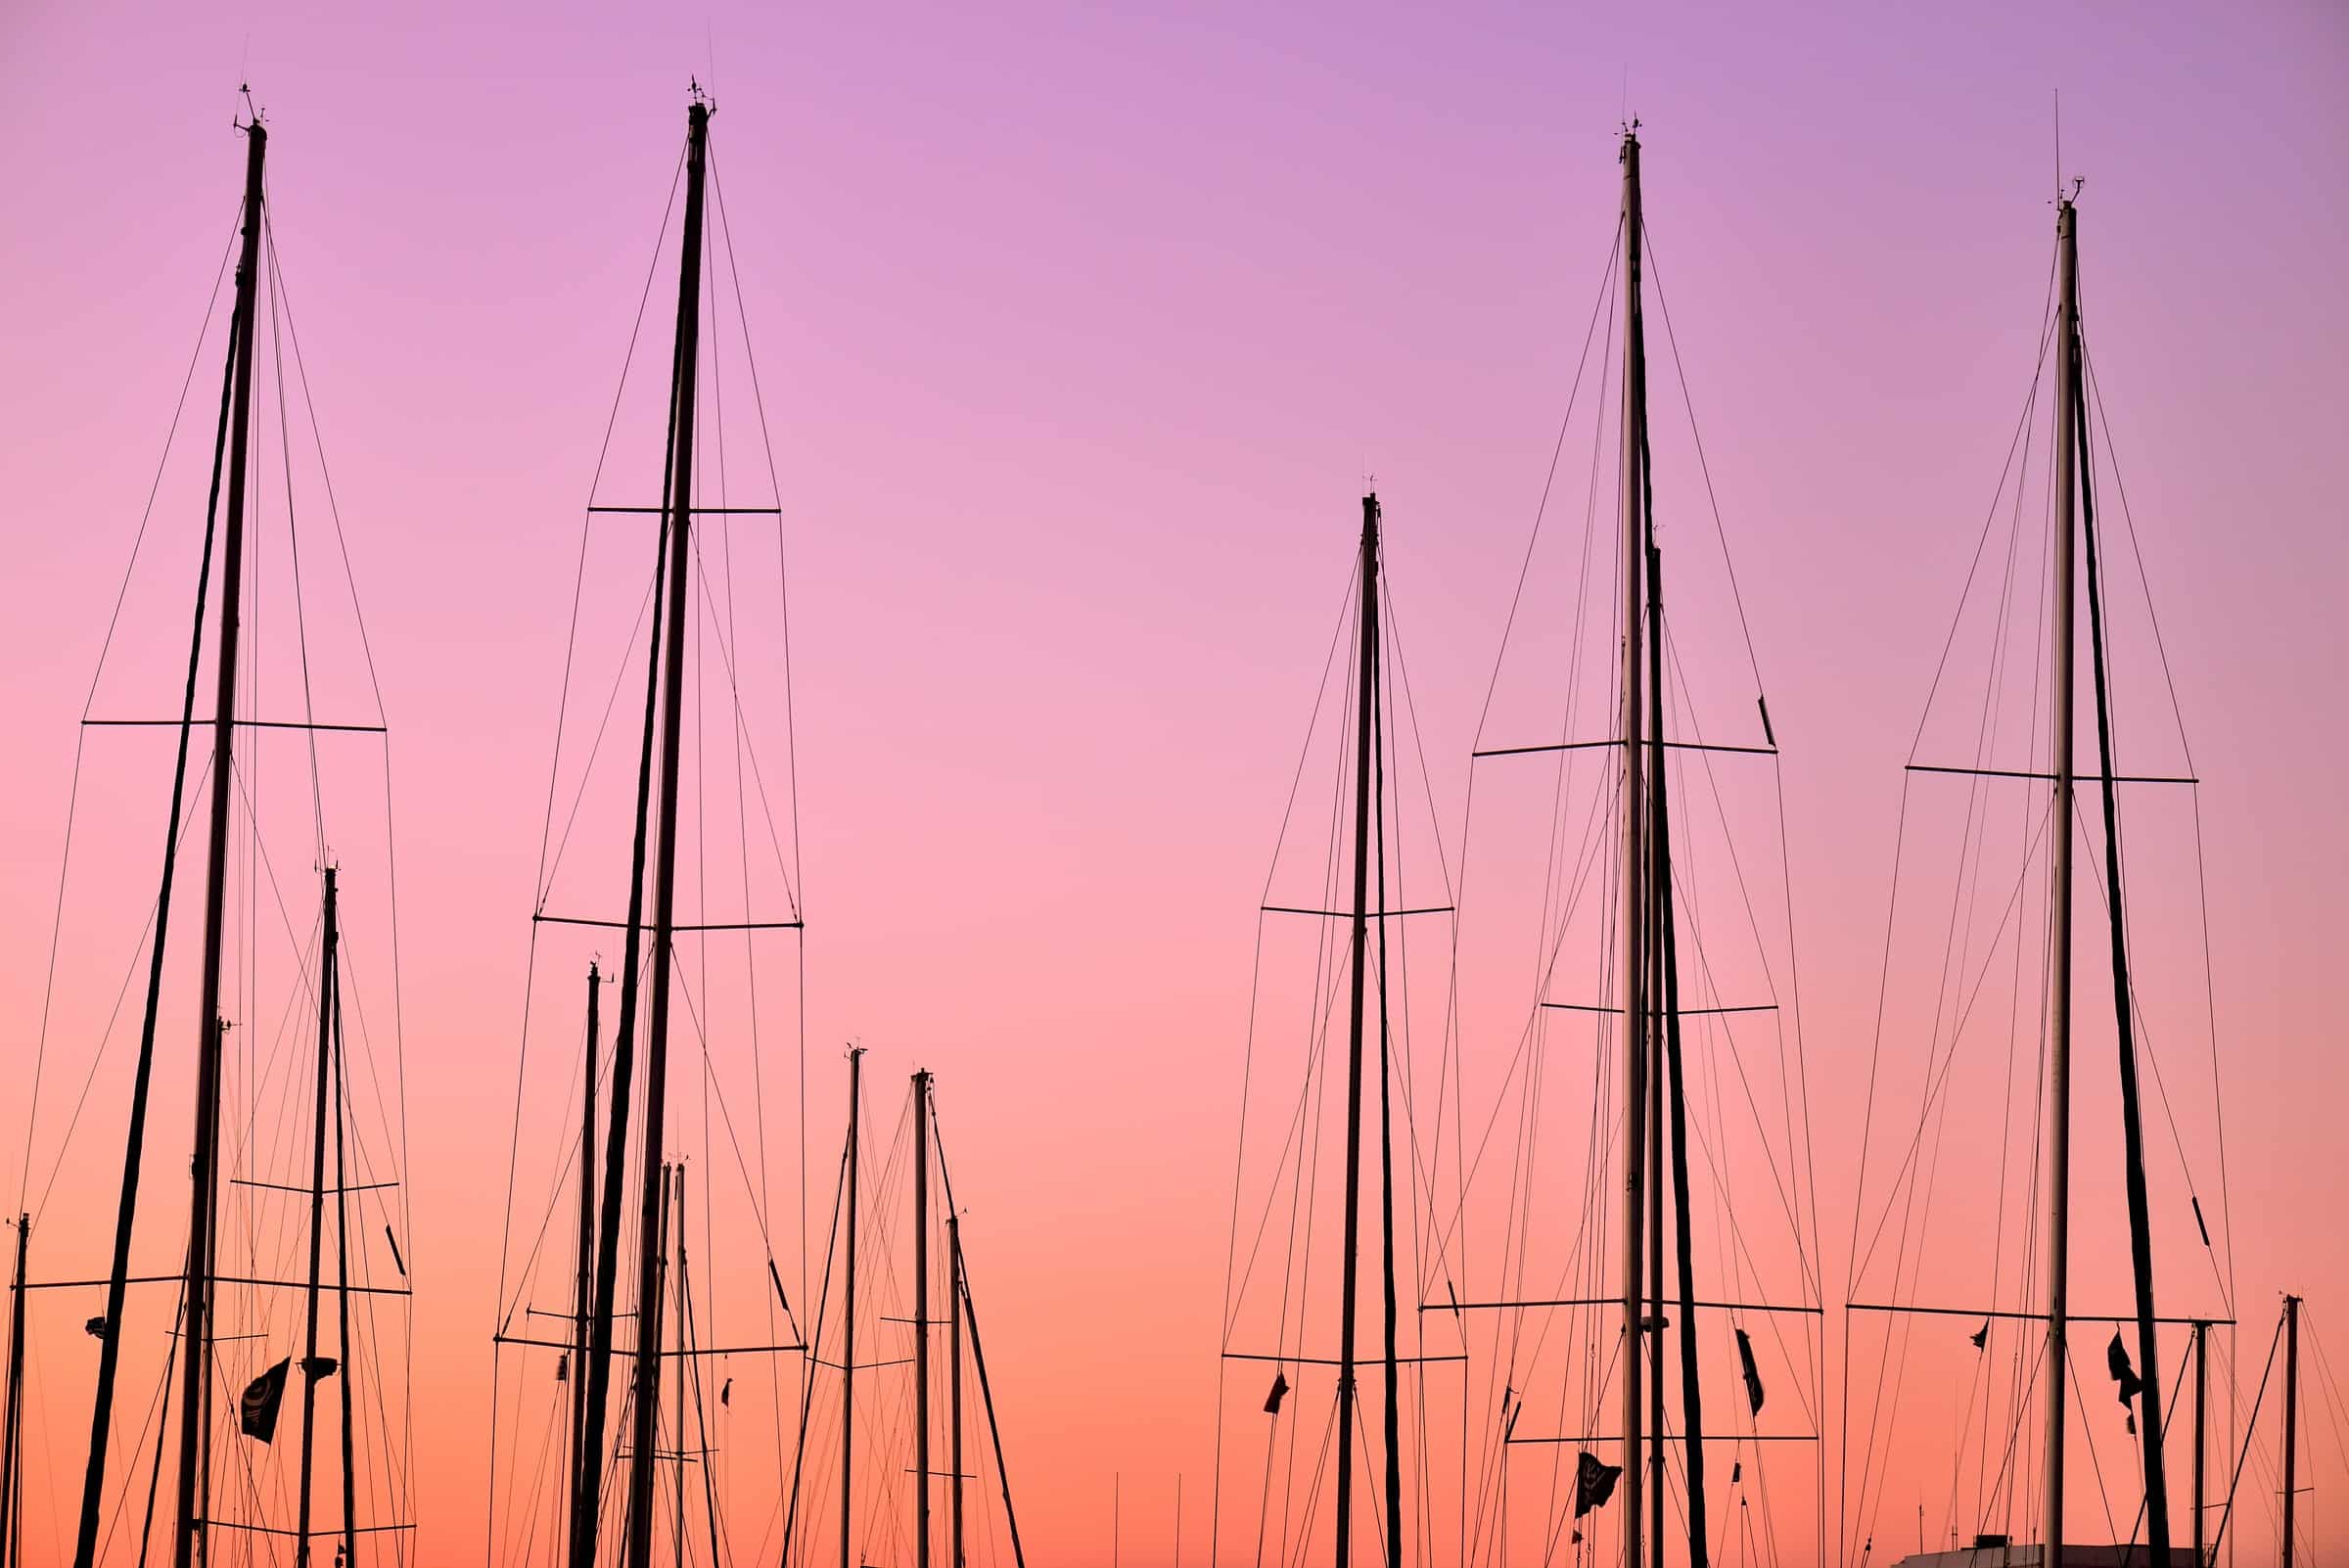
16, 200, 242, 1216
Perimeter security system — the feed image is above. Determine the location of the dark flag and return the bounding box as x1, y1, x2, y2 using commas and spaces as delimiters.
2106, 1331, 2143, 1402
300, 1356, 339, 1381
1735, 1326, 1766, 1417
241, 1359, 293, 1442
83, 1315, 109, 1342
1264, 1371, 1289, 1415
1575, 1451, 1624, 1517
1970, 1320, 1990, 1351
555, 1352, 569, 1385
720, 1376, 733, 1407
2108, 1331, 2143, 1433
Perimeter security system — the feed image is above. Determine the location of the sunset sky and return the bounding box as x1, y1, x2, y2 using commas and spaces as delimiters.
2, 1, 2345, 1564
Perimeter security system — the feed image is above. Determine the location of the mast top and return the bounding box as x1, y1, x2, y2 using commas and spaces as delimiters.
688, 78, 714, 121
236, 81, 267, 141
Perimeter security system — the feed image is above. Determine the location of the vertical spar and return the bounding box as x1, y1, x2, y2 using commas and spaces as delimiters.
1331, 491, 1381, 1568
173, 113, 271, 1568
1614, 124, 1650, 1568
569, 148, 680, 1561
1647, 899, 1665, 1562
2041, 195, 2081, 1568
842, 1046, 865, 1568
622, 88, 712, 1568
682, 1171, 725, 1568
331, 991, 357, 1568
671, 1169, 686, 1556
949, 1214, 967, 1568
2191, 1321, 2208, 1567
573, 961, 601, 1552
1, 1216, 25, 1568
1645, 537, 1710, 1566
1371, 499, 1402, 1568
948, 1194, 1029, 1568
2281, 1295, 2300, 1568
2069, 203, 2171, 1560
295, 869, 342, 1564
915, 1071, 934, 1568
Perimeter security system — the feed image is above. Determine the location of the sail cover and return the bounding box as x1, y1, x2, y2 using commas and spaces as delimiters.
1735, 1326, 1766, 1416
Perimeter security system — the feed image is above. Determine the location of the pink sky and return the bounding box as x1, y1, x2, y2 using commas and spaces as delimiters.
2, 1, 2345, 1563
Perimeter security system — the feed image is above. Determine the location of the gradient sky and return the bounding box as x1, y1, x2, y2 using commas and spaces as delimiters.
3, 1, 2345, 1563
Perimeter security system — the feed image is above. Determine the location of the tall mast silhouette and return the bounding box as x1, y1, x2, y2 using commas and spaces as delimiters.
2042, 189, 2174, 1565
1613, 124, 1651, 1568
571, 961, 600, 1565
949, 1212, 967, 1568
2040, 193, 2082, 1568
842, 1045, 865, 1568
1, 1214, 25, 1568
168, 112, 270, 1568
2282, 1295, 2301, 1567
568, 89, 714, 1568
1330, 491, 1391, 1568
622, 86, 712, 1568
292, 868, 342, 1564
915, 1070, 934, 1568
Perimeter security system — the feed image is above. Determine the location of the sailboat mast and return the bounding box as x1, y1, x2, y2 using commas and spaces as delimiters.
949, 1213, 966, 1568
1371, 536, 1403, 1568
574, 960, 601, 1551
2066, 208, 2173, 1558
1332, 491, 1381, 1568
622, 87, 712, 1568
2191, 1321, 2208, 1567
1646, 540, 1710, 1566
171, 115, 270, 1568
295, 869, 342, 1564
955, 1248, 1029, 1568
1647, 923, 1665, 1561
2041, 195, 2081, 1568
671, 1168, 687, 1558
680, 1171, 726, 1568
1615, 124, 1650, 1568
569, 181, 680, 1564
2281, 1294, 2301, 1568
331, 997, 357, 1568
915, 1071, 934, 1568
1, 1216, 24, 1568
842, 1045, 864, 1568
